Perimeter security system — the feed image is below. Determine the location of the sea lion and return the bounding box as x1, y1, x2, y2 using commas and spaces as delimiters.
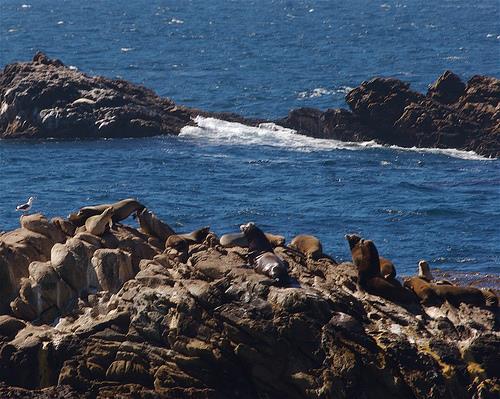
136, 208, 175, 242
403, 277, 441, 306
220, 231, 285, 248
482, 289, 498, 308
418, 260, 434, 281
253, 252, 290, 284
178, 226, 211, 244
85, 207, 114, 236
240, 222, 289, 285
165, 235, 189, 263
345, 234, 396, 279
418, 260, 453, 285
379, 257, 396, 279
69, 198, 144, 226
345, 234, 380, 287
69, 205, 108, 226
240, 222, 274, 254
345, 234, 415, 303
404, 276, 487, 307
166, 235, 189, 252
110, 199, 145, 223
290, 234, 324, 260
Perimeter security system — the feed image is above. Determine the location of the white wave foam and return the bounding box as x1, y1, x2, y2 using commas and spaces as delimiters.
297, 86, 352, 99
179, 116, 495, 160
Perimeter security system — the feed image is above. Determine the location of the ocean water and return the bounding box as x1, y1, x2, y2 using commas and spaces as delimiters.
0, 1, 499, 275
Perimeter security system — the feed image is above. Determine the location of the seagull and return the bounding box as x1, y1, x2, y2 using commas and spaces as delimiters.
16, 196, 35, 212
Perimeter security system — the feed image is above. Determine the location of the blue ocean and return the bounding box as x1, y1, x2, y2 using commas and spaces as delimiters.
0, 0, 499, 275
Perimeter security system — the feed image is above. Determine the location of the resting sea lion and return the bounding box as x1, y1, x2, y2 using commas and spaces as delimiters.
290, 235, 324, 260
166, 235, 189, 253
165, 234, 189, 263
69, 198, 144, 226
136, 208, 175, 242
345, 234, 396, 279
178, 226, 211, 244
404, 276, 489, 307
403, 277, 441, 306
220, 231, 285, 248
345, 234, 415, 303
240, 222, 289, 285
69, 204, 108, 226
253, 252, 290, 284
85, 207, 114, 236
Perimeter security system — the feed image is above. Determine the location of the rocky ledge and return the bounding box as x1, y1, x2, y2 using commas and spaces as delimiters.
1, 53, 498, 157
0, 199, 498, 398
279, 71, 500, 158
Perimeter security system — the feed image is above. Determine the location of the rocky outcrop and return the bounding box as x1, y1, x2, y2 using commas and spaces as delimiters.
280, 72, 500, 157
0, 52, 193, 139
1, 53, 498, 156
0, 203, 498, 398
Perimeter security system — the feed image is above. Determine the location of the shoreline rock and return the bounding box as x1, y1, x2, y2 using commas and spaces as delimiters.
1, 52, 498, 157
0, 205, 498, 398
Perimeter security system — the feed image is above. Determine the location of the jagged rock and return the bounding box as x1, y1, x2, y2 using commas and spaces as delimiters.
0, 53, 193, 139
51, 237, 98, 295
0, 217, 498, 398
10, 261, 76, 322
0, 216, 67, 313
427, 70, 466, 104
1, 54, 497, 156
91, 249, 134, 293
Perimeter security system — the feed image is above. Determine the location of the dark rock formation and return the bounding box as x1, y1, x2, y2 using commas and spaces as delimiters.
280, 72, 500, 158
0, 202, 498, 398
0, 52, 193, 139
0, 53, 499, 157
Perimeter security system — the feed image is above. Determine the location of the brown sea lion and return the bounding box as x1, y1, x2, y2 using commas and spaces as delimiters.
69, 198, 144, 226
240, 222, 274, 254
240, 222, 289, 285
345, 234, 395, 279
136, 208, 175, 242
379, 257, 396, 279
220, 231, 285, 248
290, 234, 324, 260
482, 289, 498, 308
69, 205, 108, 226
165, 235, 189, 252
345, 234, 415, 303
110, 199, 145, 223
165, 234, 189, 263
178, 226, 211, 244
403, 277, 441, 306
345, 234, 380, 287
85, 207, 114, 236
404, 276, 487, 307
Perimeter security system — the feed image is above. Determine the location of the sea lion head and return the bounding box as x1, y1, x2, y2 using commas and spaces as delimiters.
344, 234, 362, 250
240, 222, 256, 234
418, 260, 433, 281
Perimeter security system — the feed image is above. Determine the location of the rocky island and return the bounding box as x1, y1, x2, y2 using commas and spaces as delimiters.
0, 53, 498, 157
0, 199, 498, 398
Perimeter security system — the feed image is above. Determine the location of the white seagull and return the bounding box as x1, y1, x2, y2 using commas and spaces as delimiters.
16, 196, 35, 212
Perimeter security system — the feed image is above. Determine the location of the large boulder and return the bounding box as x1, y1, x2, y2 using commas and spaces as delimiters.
0, 52, 193, 139
91, 249, 134, 293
